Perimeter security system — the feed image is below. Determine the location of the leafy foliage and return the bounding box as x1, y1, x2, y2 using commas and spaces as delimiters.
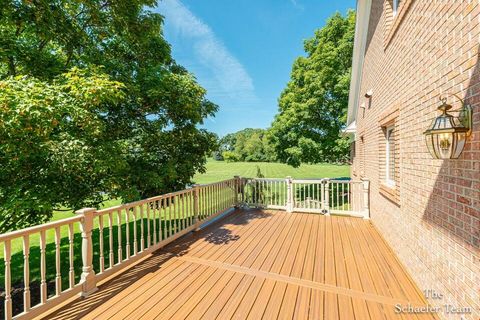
0, 1, 217, 232
268, 11, 355, 167
217, 128, 276, 162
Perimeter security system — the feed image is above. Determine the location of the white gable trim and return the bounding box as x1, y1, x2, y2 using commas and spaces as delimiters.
346, 0, 372, 126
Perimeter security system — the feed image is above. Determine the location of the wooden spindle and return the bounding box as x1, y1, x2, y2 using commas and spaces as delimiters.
133, 207, 138, 255
174, 195, 179, 233
98, 216, 105, 273
55, 226, 62, 295
4, 239, 12, 320
40, 230, 47, 304
162, 198, 167, 240
125, 208, 130, 259
68, 223, 75, 289
23, 236, 31, 312
147, 203, 151, 247
181, 194, 186, 230
151, 202, 157, 245
108, 212, 114, 269
140, 205, 144, 252
347, 181, 352, 211
168, 196, 173, 237
117, 210, 123, 263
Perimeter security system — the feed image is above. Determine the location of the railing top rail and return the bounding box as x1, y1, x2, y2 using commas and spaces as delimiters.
95, 188, 198, 216
0, 215, 82, 242
195, 178, 236, 187
244, 178, 286, 182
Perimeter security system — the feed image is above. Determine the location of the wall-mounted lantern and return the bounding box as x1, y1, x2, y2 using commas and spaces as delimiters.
424, 94, 472, 159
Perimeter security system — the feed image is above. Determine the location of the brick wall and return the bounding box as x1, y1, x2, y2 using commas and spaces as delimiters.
352, 0, 480, 319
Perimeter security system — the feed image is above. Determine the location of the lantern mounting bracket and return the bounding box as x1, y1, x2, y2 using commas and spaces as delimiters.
438, 93, 473, 137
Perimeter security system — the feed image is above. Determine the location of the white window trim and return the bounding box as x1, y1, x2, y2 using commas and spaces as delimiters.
385, 126, 395, 187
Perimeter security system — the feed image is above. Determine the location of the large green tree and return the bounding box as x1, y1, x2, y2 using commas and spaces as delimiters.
0, 1, 217, 232
268, 10, 355, 167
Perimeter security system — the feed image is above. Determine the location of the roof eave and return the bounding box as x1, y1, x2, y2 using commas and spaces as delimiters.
346, 0, 372, 126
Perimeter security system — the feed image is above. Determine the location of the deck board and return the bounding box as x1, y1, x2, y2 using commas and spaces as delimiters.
42, 209, 438, 320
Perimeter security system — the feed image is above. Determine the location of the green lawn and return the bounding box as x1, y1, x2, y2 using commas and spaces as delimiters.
194, 159, 350, 184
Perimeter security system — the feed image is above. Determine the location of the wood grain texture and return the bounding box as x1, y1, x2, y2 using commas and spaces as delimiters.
40, 210, 438, 320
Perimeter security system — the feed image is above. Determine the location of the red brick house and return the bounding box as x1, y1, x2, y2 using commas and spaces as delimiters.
346, 0, 479, 318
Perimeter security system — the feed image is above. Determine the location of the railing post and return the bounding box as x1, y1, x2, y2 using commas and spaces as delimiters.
362, 179, 370, 219
193, 184, 200, 229
4, 239, 12, 320
286, 176, 293, 213
323, 179, 330, 216
76, 208, 98, 296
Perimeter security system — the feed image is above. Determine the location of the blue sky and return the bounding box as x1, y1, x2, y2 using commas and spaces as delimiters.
155, 0, 356, 137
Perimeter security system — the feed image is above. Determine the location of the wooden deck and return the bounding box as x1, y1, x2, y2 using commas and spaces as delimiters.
41, 209, 437, 320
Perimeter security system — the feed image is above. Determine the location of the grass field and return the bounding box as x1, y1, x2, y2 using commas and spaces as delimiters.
194, 159, 350, 184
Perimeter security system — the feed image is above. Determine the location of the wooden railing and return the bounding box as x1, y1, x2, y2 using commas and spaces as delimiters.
0, 176, 368, 320
0, 178, 241, 320
242, 177, 369, 218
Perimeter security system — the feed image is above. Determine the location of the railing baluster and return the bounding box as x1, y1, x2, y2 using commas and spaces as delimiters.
98, 216, 104, 273
177, 195, 180, 232
4, 239, 12, 320
117, 210, 123, 263
68, 223, 75, 288
140, 204, 144, 252
217, 183, 220, 211
189, 191, 193, 226
125, 208, 130, 259
162, 198, 167, 240
147, 203, 151, 247
23, 235, 31, 313
40, 229, 47, 304
182, 193, 186, 230
168, 196, 173, 237
159, 199, 163, 241
223, 182, 227, 209
133, 206, 138, 256
348, 182, 351, 211
336, 182, 339, 209
151, 202, 156, 245
55, 226, 62, 295
318, 183, 321, 209
207, 185, 210, 216
108, 212, 114, 269
174, 195, 178, 233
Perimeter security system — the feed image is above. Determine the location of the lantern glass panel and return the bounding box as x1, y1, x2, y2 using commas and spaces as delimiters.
452, 132, 466, 159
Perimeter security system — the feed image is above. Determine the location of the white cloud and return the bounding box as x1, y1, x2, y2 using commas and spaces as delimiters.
156, 0, 257, 102
290, 0, 304, 10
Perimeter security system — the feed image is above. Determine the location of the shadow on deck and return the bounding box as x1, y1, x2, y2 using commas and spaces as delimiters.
41, 209, 437, 320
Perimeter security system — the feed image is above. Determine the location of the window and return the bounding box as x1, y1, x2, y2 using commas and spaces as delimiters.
385, 126, 395, 187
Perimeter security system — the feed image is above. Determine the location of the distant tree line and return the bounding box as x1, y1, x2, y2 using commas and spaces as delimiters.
214, 128, 276, 162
